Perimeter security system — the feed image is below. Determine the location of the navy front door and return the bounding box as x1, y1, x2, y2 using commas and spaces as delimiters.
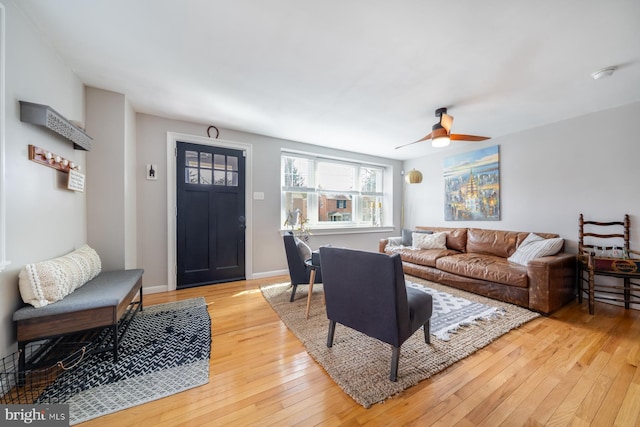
176, 141, 246, 288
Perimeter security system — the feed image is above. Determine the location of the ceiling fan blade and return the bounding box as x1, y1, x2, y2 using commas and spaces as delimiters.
395, 132, 433, 149
450, 134, 491, 142
441, 113, 454, 133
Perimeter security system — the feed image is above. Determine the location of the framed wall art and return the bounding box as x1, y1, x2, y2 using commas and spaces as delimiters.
444, 145, 500, 221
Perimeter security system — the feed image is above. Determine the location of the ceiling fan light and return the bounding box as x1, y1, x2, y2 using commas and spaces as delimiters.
432, 135, 450, 148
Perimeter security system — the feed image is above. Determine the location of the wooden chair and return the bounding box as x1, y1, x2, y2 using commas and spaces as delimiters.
578, 214, 640, 314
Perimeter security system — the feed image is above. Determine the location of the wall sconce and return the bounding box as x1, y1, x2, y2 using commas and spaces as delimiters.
405, 168, 423, 184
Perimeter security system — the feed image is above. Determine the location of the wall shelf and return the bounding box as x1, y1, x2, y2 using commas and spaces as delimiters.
19, 101, 92, 151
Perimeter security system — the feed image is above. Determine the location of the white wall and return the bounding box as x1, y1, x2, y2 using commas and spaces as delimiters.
0, 0, 86, 355
86, 88, 126, 270
124, 98, 137, 269
86, 87, 137, 271
136, 113, 403, 290
403, 101, 640, 251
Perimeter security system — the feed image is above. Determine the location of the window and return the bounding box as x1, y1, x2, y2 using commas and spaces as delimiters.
281, 152, 386, 228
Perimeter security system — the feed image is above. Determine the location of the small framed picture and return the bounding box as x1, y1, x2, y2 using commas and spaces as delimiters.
67, 169, 85, 192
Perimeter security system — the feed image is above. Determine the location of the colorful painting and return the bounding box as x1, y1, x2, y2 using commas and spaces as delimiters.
444, 145, 500, 221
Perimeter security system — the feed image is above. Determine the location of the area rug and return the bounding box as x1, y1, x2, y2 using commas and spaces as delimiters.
260, 276, 539, 408
39, 297, 211, 425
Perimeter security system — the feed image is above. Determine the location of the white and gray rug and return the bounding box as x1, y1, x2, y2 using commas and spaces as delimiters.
261, 276, 540, 408
37, 297, 211, 425
405, 280, 503, 340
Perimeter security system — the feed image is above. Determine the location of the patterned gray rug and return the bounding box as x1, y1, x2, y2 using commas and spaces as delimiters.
261, 276, 539, 408
39, 297, 211, 425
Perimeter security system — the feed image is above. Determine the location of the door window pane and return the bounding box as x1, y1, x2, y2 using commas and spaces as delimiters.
200, 152, 212, 169
214, 154, 226, 170
214, 170, 226, 185
185, 151, 198, 167
227, 171, 238, 186
186, 167, 199, 184
200, 169, 212, 184
227, 156, 238, 171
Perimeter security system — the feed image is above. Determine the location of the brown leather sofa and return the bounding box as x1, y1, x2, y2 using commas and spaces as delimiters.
379, 227, 576, 315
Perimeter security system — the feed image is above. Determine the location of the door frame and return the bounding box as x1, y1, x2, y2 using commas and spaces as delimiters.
167, 132, 253, 291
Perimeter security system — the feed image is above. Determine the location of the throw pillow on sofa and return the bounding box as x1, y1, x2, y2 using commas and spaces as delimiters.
413, 231, 447, 250
401, 228, 432, 246
18, 244, 102, 308
508, 233, 564, 266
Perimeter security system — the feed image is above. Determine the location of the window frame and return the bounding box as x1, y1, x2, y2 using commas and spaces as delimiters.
281, 150, 390, 231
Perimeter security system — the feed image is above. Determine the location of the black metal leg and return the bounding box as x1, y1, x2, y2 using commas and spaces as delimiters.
424, 320, 431, 344
327, 320, 336, 347
390, 346, 400, 382
139, 286, 144, 311
17, 341, 26, 386
289, 284, 298, 302
112, 324, 119, 362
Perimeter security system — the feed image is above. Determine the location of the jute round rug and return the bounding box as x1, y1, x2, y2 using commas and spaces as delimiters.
261, 276, 540, 408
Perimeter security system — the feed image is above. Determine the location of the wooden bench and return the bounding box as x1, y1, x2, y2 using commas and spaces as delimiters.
13, 269, 144, 371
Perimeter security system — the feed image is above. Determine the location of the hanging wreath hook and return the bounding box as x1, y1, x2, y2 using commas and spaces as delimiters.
207, 125, 219, 139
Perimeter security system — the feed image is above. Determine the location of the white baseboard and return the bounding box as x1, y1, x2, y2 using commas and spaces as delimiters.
142, 285, 168, 294
251, 269, 288, 279
140, 270, 288, 295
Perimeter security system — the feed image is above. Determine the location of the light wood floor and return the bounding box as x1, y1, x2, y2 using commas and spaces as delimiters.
80, 275, 640, 426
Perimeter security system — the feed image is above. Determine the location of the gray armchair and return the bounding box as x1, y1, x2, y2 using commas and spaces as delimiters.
283, 232, 322, 302
319, 246, 433, 381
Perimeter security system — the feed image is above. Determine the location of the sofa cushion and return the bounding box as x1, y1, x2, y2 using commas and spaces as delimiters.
386, 247, 461, 267
401, 228, 432, 246
436, 253, 529, 288
466, 228, 522, 258
18, 245, 102, 308
508, 233, 564, 265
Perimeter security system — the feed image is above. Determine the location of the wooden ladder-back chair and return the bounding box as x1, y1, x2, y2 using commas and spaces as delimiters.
578, 214, 640, 314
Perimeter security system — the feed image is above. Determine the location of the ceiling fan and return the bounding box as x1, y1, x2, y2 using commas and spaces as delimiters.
396, 107, 490, 149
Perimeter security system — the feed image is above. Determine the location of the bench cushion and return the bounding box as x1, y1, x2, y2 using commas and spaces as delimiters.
18, 245, 102, 308
13, 269, 144, 322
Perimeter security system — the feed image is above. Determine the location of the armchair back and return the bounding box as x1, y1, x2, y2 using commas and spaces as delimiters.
319, 247, 411, 347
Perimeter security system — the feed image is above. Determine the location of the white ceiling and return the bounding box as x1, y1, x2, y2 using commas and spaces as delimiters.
16, 0, 640, 160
